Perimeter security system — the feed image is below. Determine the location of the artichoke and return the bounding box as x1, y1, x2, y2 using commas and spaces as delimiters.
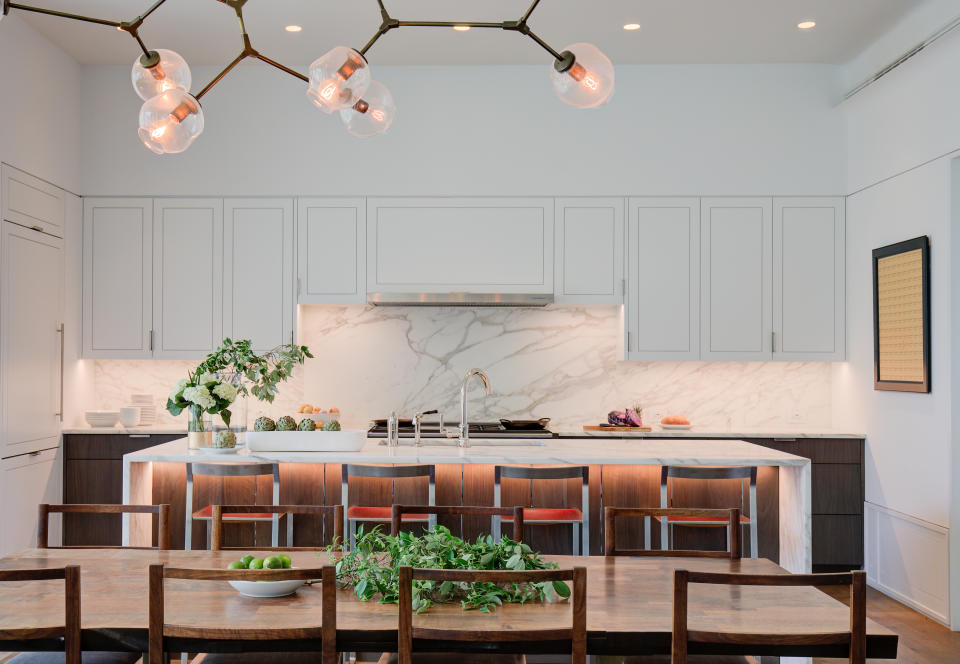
254, 416, 276, 432
213, 430, 237, 449
298, 418, 317, 431
322, 420, 341, 431
276, 415, 297, 431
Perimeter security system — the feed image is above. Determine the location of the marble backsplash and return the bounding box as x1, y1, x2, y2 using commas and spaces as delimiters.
92, 305, 833, 432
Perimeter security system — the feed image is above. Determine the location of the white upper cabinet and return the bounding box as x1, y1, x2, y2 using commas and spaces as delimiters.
626, 198, 701, 361
82, 198, 153, 359
700, 198, 773, 361
367, 197, 554, 294
2, 164, 65, 238
1, 223, 63, 458
773, 197, 845, 361
297, 197, 366, 304
152, 199, 223, 359
224, 199, 294, 350
554, 197, 624, 304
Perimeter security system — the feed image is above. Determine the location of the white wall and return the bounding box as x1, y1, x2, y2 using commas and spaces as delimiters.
835, 19, 960, 626
78, 63, 845, 197
0, 13, 81, 192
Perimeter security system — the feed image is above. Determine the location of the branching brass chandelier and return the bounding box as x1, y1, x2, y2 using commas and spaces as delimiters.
1, 0, 615, 153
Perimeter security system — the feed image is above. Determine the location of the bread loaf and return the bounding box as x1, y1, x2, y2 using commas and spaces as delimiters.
661, 414, 690, 425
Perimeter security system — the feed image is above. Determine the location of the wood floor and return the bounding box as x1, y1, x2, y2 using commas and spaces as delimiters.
814, 586, 960, 663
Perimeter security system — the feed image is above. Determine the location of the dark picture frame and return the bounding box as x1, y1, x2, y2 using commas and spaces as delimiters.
872, 236, 930, 393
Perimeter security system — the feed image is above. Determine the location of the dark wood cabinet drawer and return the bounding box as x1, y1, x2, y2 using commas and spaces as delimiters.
812, 464, 862, 514
63, 459, 123, 546
744, 438, 862, 464
813, 515, 863, 566
64, 433, 182, 459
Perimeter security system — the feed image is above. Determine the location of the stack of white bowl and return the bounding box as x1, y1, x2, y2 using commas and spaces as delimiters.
130, 394, 156, 425
85, 411, 120, 428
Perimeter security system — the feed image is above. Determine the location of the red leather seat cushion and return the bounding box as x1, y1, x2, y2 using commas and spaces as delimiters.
502, 508, 582, 522
192, 505, 275, 520
657, 514, 751, 524
347, 506, 429, 521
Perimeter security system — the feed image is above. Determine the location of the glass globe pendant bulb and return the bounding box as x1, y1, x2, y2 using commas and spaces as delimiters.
339, 80, 396, 138
138, 89, 204, 154
306, 46, 371, 113
549, 42, 615, 109
131, 49, 192, 101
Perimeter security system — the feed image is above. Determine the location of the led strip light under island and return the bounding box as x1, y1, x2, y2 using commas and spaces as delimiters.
1, 0, 615, 152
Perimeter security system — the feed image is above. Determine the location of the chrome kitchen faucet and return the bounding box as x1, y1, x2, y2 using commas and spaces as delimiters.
458, 368, 492, 448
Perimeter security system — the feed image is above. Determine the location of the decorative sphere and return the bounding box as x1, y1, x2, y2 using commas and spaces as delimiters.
549, 43, 615, 108
137, 89, 204, 154
306, 46, 370, 113
131, 49, 191, 101
339, 81, 396, 138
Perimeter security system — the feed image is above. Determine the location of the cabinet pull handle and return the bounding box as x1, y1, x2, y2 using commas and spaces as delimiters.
31, 225, 43, 232
149, 329, 154, 351
29, 450, 41, 457
771, 331, 776, 352
773, 438, 797, 442
626, 331, 632, 352
55, 323, 65, 421
128, 434, 150, 438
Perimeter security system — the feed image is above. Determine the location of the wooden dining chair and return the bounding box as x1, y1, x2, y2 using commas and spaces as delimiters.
390, 504, 526, 541
148, 563, 338, 664
603, 507, 741, 558
210, 504, 344, 550
37, 503, 171, 550
388, 565, 588, 664
671, 569, 867, 664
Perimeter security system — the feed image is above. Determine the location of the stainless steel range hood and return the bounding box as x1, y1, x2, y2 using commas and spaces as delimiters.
367, 292, 554, 307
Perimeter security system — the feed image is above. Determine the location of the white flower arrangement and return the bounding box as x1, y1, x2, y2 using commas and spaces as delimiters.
167, 372, 238, 430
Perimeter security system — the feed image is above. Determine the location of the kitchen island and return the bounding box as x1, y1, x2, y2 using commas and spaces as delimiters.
122, 436, 812, 572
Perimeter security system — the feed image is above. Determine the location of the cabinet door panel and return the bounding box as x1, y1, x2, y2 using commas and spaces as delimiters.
297, 198, 365, 304
82, 198, 153, 358
555, 198, 624, 303
153, 199, 223, 358
626, 198, 700, 360
63, 459, 123, 546
0, 448, 60, 555
701, 198, 772, 360
2, 164, 64, 237
2, 223, 63, 457
774, 197, 845, 360
224, 199, 294, 350
367, 198, 553, 293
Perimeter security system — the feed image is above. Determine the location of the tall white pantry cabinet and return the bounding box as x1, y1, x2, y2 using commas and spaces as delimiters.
0, 164, 66, 555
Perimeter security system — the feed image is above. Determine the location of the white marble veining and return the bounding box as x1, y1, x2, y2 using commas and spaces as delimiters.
94, 305, 834, 432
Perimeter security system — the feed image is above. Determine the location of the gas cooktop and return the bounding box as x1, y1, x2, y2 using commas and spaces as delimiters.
367, 420, 554, 439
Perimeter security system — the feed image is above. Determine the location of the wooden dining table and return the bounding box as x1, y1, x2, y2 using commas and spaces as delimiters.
0, 548, 897, 661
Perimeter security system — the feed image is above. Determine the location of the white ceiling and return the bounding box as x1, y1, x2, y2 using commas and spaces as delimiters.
15, 0, 927, 67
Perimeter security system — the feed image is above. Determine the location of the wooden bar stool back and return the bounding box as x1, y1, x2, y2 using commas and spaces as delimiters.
148, 563, 338, 664
185, 462, 281, 550
390, 504, 526, 541
341, 464, 436, 549
0, 566, 81, 664
604, 507, 741, 558
211, 504, 344, 550
494, 465, 589, 555
659, 466, 758, 558
393, 565, 587, 664
671, 569, 867, 664
37, 503, 171, 550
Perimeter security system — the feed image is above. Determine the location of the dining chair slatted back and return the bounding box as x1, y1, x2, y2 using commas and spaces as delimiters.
671, 569, 867, 664
390, 504, 526, 541
148, 563, 338, 664
0, 566, 81, 664
603, 507, 741, 558
660, 466, 758, 558
38, 503, 171, 550
494, 465, 589, 555
397, 565, 587, 664
342, 464, 436, 549
186, 462, 281, 550
211, 504, 344, 550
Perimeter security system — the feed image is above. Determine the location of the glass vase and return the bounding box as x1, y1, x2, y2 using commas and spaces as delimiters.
186, 405, 212, 450
218, 372, 248, 448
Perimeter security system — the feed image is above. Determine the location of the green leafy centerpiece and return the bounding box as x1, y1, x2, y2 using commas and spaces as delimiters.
330, 526, 569, 613
167, 338, 312, 449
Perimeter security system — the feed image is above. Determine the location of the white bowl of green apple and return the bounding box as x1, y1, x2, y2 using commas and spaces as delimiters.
226, 553, 304, 598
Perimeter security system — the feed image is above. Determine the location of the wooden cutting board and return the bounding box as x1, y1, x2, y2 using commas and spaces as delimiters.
583, 424, 652, 432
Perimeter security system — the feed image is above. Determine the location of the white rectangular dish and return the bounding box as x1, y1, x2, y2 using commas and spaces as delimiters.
246, 429, 366, 452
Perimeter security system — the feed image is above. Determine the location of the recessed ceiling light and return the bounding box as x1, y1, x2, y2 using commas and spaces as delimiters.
623, 23, 641, 31
453, 25, 470, 31
285, 25, 302, 33
797, 21, 816, 30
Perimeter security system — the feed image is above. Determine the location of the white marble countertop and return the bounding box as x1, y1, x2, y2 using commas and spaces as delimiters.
124, 436, 810, 467
557, 428, 865, 439
63, 427, 187, 435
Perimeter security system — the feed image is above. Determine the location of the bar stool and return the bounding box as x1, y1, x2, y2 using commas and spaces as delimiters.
342, 464, 436, 548
185, 462, 284, 550
658, 466, 758, 558
493, 465, 589, 555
